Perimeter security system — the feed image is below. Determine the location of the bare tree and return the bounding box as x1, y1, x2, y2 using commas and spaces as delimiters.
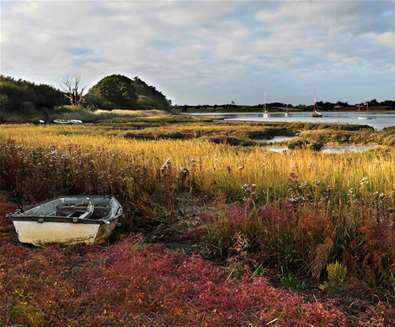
61, 75, 85, 106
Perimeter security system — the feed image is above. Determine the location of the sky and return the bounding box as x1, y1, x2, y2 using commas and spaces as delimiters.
1, 0, 395, 105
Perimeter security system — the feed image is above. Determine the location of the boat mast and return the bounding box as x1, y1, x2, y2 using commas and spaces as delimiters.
264, 92, 267, 113
263, 92, 268, 118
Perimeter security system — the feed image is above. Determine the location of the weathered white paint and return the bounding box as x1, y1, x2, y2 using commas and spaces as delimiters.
13, 221, 101, 246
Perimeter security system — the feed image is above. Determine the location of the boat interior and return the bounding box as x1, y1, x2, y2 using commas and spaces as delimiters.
56, 203, 110, 220
18, 196, 115, 220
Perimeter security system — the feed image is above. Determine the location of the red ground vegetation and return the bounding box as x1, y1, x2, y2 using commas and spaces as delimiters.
0, 196, 393, 326
0, 194, 18, 245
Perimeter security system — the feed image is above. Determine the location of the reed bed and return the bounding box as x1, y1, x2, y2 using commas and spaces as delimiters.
0, 125, 394, 201
0, 124, 394, 292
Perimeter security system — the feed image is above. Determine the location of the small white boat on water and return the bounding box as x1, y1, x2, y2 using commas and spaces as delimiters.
312, 111, 322, 118
262, 93, 269, 118
8, 195, 123, 246
312, 98, 322, 118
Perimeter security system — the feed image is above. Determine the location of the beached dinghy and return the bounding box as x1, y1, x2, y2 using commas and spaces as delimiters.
8, 195, 123, 246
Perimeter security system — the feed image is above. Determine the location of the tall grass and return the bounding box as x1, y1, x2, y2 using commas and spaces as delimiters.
0, 125, 393, 202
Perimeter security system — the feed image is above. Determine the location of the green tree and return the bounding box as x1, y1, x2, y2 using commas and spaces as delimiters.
85, 74, 137, 109
0, 75, 65, 115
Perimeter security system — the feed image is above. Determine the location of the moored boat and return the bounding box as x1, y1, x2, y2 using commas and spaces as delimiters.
262, 92, 269, 118
312, 98, 322, 118
312, 111, 322, 118
8, 195, 123, 246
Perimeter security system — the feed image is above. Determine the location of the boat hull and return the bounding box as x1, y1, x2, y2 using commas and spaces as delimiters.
12, 220, 117, 246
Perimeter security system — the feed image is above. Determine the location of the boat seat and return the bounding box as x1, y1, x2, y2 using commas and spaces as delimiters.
56, 204, 110, 219
56, 205, 89, 217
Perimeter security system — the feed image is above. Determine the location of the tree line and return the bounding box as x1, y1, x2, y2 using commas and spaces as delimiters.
0, 74, 171, 118
175, 99, 395, 113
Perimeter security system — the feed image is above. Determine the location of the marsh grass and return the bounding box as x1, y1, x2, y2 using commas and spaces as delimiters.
0, 125, 393, 200
0, 124, 394, 289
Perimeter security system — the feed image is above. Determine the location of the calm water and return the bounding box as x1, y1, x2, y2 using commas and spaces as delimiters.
321, 144, 371, 154
268, 135, 295, 143
265, 144, 372, 154
189, 111, 395, 130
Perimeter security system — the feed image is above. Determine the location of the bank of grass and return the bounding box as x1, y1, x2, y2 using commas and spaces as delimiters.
113, 120, 390, 146
1, 105, 205, 124
0, 125, 394, 201
297, 128, 395, 147
51, 106, 178, 123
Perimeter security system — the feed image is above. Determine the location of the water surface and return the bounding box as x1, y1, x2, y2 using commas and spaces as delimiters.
264, 144, 373, 154
267, 135, 295, 143
321, 144, 371, 154
189, 111, 395, 130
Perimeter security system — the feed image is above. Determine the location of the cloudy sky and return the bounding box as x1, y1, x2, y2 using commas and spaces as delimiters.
1, 0, 394, 105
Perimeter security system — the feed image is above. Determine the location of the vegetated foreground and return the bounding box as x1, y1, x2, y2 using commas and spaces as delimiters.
0, 123, 394, 326
0, 196, 391, 327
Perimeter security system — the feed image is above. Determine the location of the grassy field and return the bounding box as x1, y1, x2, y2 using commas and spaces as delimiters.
0, 121, 394, 325
1, 124, 394, 201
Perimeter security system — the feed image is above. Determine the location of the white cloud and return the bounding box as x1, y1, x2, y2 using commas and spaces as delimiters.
1, 0, 394, 104
373, 32, 395, 52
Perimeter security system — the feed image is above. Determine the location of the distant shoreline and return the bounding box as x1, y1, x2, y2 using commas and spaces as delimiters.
181, 108, 395, 114
174, 106, 395, 114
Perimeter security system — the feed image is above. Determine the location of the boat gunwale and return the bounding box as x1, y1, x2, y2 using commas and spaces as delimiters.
8, 215, 120, 224
7, 195, 123, 225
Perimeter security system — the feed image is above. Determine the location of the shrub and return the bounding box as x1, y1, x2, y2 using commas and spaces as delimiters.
11, 302, 46, 327
319, 262, 348, 293
201, 190, 394, 287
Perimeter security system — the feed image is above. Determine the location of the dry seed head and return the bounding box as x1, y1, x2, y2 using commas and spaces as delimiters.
360, 176, 368, 186
179, 167, 189, 177
161, 158, 172, 171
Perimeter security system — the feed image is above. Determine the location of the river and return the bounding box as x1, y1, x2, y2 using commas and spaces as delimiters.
188, 111, 395, 130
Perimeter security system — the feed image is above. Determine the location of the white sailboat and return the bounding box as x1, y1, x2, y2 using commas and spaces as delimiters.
312, 97, 322, 118
263, 93, 269, 118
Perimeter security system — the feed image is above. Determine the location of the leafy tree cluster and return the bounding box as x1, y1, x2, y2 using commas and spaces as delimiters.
85, 75, 170, 110
132, 77, 171, 109
85, 74, 137, 109
0, 75, 66, 115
